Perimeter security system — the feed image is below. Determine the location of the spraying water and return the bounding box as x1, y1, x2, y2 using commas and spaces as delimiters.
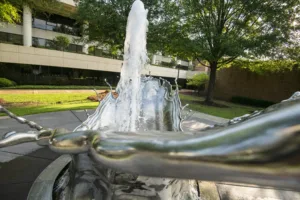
75, 0, 182, 133
72, 0, 197, 199
116, 0, 149, 131
1, 1, 300, 199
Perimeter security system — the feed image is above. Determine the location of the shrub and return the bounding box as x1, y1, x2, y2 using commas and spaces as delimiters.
87, 91, 118, 102
227, 59, 300, 75
187, 73, 208, 94
51, 36, 70, 51
231, 96, 274, 107
0, 78, 16, 87
187, 73, 209, 87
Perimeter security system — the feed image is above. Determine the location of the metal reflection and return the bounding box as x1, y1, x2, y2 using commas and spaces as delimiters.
0, 105, 44, 131
1, 90, 300, 198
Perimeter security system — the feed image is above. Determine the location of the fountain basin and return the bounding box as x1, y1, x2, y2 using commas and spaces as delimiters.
27, 155, 71, 200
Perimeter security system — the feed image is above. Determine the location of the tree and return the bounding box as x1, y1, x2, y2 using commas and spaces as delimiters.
187, 73, 209, 94
270, 28, 300, 61
1, 0, 60, 26
74, 0, 168, 53
165, 0, 299, 104
0, 1, 20, 25
8, 0, 59, 9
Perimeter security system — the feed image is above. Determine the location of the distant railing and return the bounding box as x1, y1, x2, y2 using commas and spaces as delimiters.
32, 37, 83, 54
32, 16, 80, 37
0, 32, 194, 70
0, 32, 23, 46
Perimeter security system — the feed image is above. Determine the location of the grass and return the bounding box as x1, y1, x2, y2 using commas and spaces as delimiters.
0, 93, 99, 116
1, 93, 95, 104
1, 85, 112, 90
2, 102, 99, 116
179, 94, 263, 119
0, 92, 262, 119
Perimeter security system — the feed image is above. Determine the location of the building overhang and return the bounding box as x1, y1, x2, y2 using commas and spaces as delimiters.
35, 0, 77, 18
0, 44, 193, 79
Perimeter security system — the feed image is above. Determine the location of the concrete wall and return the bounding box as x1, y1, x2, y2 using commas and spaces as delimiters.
154, 55, 172, 63
0, 24, 80, 44
0, 43, 191, 79
214, 67, 300, 103
0, 24, 22, 35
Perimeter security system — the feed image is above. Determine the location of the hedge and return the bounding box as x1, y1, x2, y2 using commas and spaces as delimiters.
0, 78, 17, 87
231, 96, 274, 107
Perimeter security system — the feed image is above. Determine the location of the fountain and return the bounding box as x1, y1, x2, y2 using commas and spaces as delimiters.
1, 0, 300, 199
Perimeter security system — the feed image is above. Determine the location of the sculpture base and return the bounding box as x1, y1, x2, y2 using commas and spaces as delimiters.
27, 155, 71, 200
27, 154, 200, 200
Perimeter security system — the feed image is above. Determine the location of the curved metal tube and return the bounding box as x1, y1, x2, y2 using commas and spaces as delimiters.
1, 94, 300, 190
47, 100, 300, 190
0, 131, 38, 147
0, 105, 44, 131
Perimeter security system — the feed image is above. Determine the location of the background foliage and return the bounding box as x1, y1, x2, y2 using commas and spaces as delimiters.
226, 60, 300, 75
0, 78, 17, 87
75, 0, 167, 53
187, 73, 209, 88
0, 0, 60, 25
0, 0, 20, 25
170, 0, 299, 103
52, 36, 70, 51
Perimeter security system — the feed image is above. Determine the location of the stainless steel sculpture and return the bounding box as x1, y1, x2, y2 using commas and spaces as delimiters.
1, 0, 300, 199
1, 93, 300, 189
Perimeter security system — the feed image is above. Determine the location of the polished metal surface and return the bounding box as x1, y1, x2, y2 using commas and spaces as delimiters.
1, 0, 300, 197
50, 76, 198, 200
1, 91, 300, 193
50, 91, 300, 191
27, 155, 72, 200
0, 105, 44, 131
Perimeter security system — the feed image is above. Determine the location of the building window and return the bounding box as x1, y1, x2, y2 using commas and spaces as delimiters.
95, 49, 103, 57
67, 44, 82, 53
32, 37, 49, 48
33, 18, 47, 30
46, 21, 56, 31
33, 37, 83, 53
88, 46, 106, 57
0, 32, 23, 45
32, 12, 81, 36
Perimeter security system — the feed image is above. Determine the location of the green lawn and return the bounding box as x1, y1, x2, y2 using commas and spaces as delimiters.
179, 94, 262, 119
1, 93, 95, 104
3, 102, 99, 116
0, 93, 99, 116
1, 85, 112, 90
0, 92, 262, 119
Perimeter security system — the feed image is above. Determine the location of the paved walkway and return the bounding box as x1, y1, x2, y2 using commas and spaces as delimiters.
0, 110, 89, 199
0, 110, 299, 200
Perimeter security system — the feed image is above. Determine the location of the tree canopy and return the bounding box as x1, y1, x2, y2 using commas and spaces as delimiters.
0, 0, 20, 25
164, 0, 299, 103
74, 0, 172, 53
167, 0, 299, 61
0, 0, 60, 26
8, 0, 59, 9
226, 59, 300, 75
75, 0, 299, 103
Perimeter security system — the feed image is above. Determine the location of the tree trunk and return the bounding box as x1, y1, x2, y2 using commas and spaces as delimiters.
205, 62, 217, 104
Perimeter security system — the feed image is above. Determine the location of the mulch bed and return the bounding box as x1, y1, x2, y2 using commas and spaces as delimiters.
88, 90, 118, 102
0, 98, 6, 105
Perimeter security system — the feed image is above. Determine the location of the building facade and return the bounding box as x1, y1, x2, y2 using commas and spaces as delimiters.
0, 0, 199, 86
